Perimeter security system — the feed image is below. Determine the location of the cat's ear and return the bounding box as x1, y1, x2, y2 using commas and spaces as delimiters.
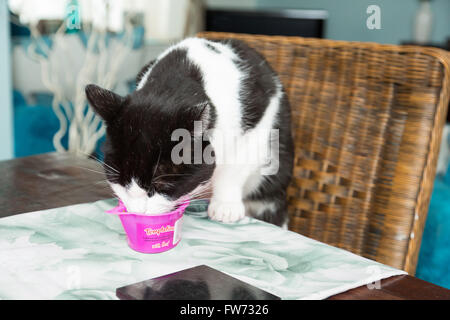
190, 102, 213, 137
198, 102, 213, 132
85, 84, 124, 122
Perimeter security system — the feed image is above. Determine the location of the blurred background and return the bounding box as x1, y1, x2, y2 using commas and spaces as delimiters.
0, 0, 449, 288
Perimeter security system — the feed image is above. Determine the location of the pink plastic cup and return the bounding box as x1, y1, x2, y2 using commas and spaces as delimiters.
106, 199, 190, 253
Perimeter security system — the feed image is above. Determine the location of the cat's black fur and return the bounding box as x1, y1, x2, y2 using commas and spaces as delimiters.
86, 38, 293, 226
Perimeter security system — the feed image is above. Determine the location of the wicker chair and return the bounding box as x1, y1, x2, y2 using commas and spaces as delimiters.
198, 32, 450, 275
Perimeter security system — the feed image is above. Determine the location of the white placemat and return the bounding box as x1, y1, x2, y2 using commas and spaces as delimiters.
0, 199, 406, 299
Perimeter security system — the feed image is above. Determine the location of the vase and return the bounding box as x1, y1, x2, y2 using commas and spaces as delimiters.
414, 0, 433, 44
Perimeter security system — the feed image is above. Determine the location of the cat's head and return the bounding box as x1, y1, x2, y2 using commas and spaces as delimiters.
85, 84, 214, 214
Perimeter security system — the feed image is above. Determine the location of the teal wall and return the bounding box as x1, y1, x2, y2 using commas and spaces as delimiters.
0, 0, 13, 160
257, 0, 449, 44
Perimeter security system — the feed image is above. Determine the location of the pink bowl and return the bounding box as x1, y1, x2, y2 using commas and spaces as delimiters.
106, 199, 190, 253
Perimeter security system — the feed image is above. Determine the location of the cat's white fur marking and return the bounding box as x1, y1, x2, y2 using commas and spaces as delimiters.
110, 179, 172, 214
184, 38, 243, 133
125, 38, 283, 221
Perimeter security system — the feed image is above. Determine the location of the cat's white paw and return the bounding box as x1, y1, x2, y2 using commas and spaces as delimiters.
208, 200, 246, 223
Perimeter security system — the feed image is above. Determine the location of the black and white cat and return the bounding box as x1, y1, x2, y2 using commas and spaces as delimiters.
85, 37, 294, 227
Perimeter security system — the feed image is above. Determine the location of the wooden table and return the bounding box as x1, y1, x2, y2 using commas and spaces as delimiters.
1, 152, 449, 300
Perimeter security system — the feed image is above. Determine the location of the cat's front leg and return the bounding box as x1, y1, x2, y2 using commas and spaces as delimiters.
208, 164, 249, 223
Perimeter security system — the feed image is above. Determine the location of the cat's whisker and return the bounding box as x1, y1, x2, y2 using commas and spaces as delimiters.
155, 182, 176, 188
151, 149, 162, 180
189, 195, 213, 202
93, 179, 110, 185
186, 194, 213, 202
55, 179, 114, 198
78, 150, 120, 174
104, 167, 120, 175
177, 198, 211, 207
103, 163, 120, 175
74, 165, 116, 176
173, 192, 214, 209
188, 188, 214, 198
153, 173, 193, 182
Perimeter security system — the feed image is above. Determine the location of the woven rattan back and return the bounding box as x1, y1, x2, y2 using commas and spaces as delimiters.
198, 32, 450, 274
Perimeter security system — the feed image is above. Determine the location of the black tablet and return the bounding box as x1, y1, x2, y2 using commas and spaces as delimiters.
116, 265, 280, 300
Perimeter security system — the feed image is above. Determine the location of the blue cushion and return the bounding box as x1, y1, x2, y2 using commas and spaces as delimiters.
416, 172, 450, 289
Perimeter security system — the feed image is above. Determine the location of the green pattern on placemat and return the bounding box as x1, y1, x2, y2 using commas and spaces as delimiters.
0, 199, 406, 299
